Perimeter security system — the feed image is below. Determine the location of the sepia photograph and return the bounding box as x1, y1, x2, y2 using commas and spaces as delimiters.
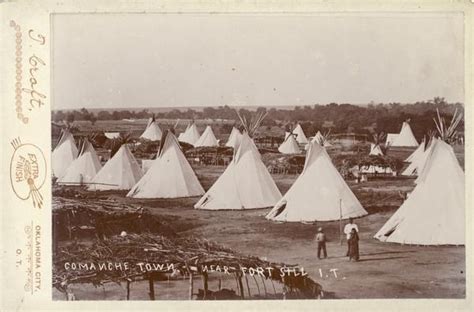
50, 12, 465, 300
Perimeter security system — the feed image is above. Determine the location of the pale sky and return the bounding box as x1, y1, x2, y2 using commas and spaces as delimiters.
53, 13, 464, 110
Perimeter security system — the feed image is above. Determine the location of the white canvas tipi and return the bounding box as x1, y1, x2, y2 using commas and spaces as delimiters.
313, 131, 324, 144
179, 123, 201, 146
178, 124, 190, 141
266, 141, 367, 222
57, 139, 102, 185
405, 139, 426, 162
391, 122, 419, 147
402, 141, 430, 176
88, 144, 143, 190
305, 131, 331, 149
413, 139, 436, 183
225, 127, 242, 148
375, 138, 464, 245
146, 114, 156, 128
195, 132, 282, 210
52, 129, 78, 178
369, 143, 384, 156
278, 133, 301, 154
194, 125, 219, 147
292, 124, 309, 144
385, 133, 398, 146
127, 131, 204, 198
140, 118, 162, 141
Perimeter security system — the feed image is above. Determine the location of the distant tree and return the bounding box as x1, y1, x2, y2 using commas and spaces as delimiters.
65, 112, 75, 124
98, 110, 112, 120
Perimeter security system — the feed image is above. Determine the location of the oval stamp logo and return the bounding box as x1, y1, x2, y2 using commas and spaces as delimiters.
10, 137, 47, 208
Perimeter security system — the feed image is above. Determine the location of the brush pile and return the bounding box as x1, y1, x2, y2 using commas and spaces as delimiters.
53, 233, 323, 299
53, 197, 176, 240
263, 153, 305, 174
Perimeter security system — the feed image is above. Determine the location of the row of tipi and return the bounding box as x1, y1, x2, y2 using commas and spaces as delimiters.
278, 124, 332, 155
142, 116, 223, 148
53, 126, 367, 221
53, 111, 464, 245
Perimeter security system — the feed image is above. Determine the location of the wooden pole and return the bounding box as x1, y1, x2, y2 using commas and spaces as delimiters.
252, 275, 261, 296
189, 273, 194, 300
270, 278, 277, 296
244, 274, 251, 298
260, 276, 268, 297
339, 198, 343, 246
218, 278, 222, 291
126, 279, 131, 300
202, 272, 208, 299
234, 273, 240, 297
148, 276, 155, 300
237, 273, 245, 299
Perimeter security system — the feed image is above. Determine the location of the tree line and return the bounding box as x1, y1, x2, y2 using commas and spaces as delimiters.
52, 97, 464, 140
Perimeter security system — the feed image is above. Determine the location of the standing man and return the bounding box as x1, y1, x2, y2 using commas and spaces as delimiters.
315, 227, 327, 259
344, 218, 359, 256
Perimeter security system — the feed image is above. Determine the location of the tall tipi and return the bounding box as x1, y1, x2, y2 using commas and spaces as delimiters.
266, 141, 367, 222
194, 125, 219, 147
374, 139, 464, 245
195, 132, 282, 210
225, 127, 242, 148
179, 123, 201, 146
140, 117, 162, 141
127, 131, 204, 198
292, 124, 309, 144
375, 109, 464, 245
278, 133, 301, 154
391, 121, 419, 147
52, 129, 78, 178
57, 138, 102, 185
88, 144, 143, 190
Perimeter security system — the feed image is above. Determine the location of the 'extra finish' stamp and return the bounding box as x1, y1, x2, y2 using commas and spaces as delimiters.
10, 137, 47, 208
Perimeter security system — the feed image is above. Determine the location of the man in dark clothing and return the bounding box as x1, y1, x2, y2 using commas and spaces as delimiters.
315, 227, 327, 259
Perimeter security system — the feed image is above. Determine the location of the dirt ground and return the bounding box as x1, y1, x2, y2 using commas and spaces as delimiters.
52, 148, 466, 300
